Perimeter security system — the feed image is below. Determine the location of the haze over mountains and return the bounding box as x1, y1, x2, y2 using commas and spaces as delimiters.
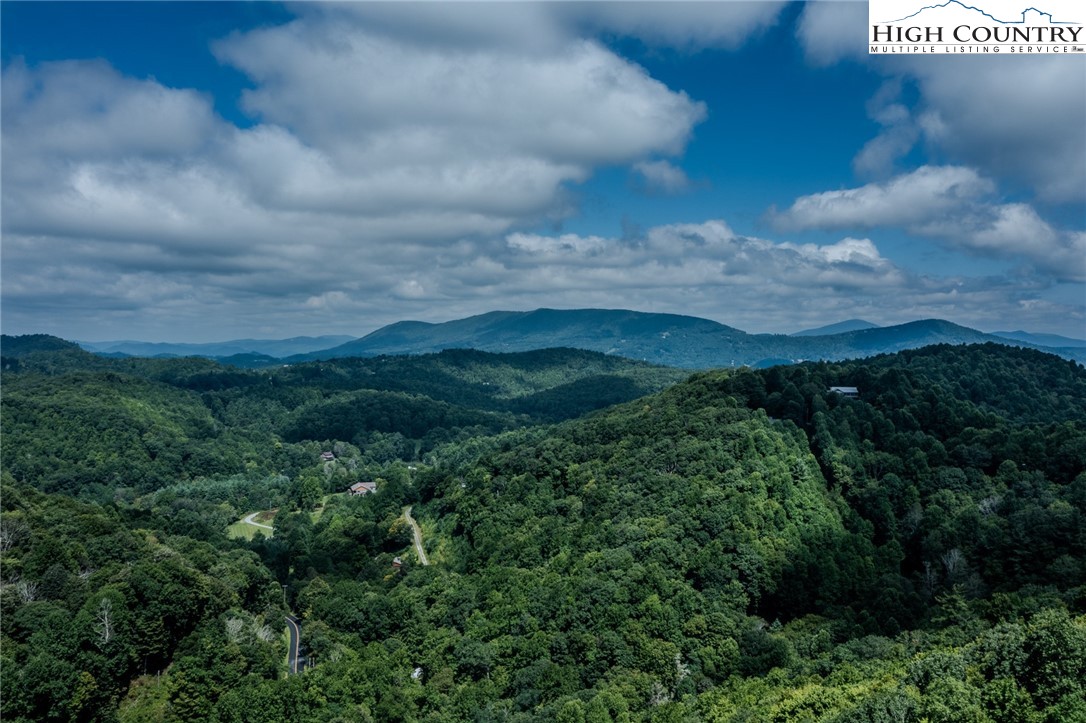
790, 319, 880, 337
77, 335, 356, 359
74, 308, 1086, 368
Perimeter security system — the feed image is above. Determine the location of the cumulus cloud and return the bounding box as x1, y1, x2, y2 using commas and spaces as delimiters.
4, 12, 708, 245
1, 4, 1080, 341
905, 58, 1086, 204
501, 220, 905, 293
1, 9, 713, 339
216, 22, 705, 169
1, 59, 220, 165
853, 80, 921, 178
796, 0, 869, 66
773, 166, 1084, 282
319, 2, 788, 52
348, 219, 1077, 336
633, 160, 692, 194
794, 5, 1086, 204
556, 2, 788, 49
773, 166, 994, 229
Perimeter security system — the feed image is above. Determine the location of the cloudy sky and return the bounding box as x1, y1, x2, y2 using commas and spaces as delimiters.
2, 1, 1084, 342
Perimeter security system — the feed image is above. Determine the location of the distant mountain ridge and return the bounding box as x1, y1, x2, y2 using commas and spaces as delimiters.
38, 309, 1084, 370
76, 335, 356, 359
287, 309, 1086, 368
791, 319, 880, 337
991, 330, 1086, 349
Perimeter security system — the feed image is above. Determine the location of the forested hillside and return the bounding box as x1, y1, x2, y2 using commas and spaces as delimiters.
1, 339, 686, 497
2, 339, 1084, 721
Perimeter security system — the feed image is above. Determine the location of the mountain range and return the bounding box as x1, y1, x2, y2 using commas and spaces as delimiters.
72, 308, 1086, 368
76, 335, 355, 359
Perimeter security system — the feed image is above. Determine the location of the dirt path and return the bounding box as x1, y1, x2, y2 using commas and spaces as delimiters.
403, 506, 429, 566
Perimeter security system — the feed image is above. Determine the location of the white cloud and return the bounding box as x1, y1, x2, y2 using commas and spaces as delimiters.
371, 220, 1075, 336
774, 167, 1084, 282
314, 2, 788, 53
0, 59, 220, 165
796, 0, 869, 66
853, 80, 920, 178
905, 58, 1086, 204
773, 166, 994, 229
215, 21, 704, 168
303, 291, 351, 310
506, 231, 614, 258
633, 160, 692, 194
502, 220, 905, 292
794, 6, 1086, 204
2, 13, 709, 340
556, 2, 788, 49
1, 4, 1080, 341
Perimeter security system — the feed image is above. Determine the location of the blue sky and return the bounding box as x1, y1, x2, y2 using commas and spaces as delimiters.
2, 1, 1084, 341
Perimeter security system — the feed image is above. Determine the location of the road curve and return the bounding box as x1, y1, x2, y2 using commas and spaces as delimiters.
285, 615, 301, 675
403, 506, 429, 566
243, 512, 274, 531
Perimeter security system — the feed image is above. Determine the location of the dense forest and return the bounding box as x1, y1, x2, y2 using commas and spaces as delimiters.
2, 337, 1084, 721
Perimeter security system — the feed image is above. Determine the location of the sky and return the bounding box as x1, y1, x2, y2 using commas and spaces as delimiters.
2, 1, 1084, 342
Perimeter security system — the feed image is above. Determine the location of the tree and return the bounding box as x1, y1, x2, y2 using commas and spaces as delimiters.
291, 471, 323, 511
95, 598, 115, 649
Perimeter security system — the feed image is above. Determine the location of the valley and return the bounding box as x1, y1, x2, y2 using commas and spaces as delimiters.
1, 335, 1084, 721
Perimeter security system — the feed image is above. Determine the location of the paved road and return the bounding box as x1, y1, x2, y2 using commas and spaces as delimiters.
403, 506, 429, 566
285, 615, 301, 675
243, 512, 274, 531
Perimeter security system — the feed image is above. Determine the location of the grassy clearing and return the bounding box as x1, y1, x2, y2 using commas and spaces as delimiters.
117, 673, 170, 722
309, 494, 337, 524
226, 509, 277, 540
282, 625, 291, 678
227, 495, 339, 540
411, 510, 449, 566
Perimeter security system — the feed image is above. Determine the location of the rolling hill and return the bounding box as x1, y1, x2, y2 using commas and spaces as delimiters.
76, 335, 356, 359
287, 309, 1086, 367
34, 310, 1085, 370
992, 329, 1086, 348
790, 319, 880, 336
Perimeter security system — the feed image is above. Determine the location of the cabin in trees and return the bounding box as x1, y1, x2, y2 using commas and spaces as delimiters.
321, 451, 335, 461
348, 481, 377, 496
828, 386, 860, 399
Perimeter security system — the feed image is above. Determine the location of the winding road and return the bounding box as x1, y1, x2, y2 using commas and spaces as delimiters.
281, 509, 425, 676
243, 512, 274, 531
403, 506, 429, 566
285, 615, 301, 675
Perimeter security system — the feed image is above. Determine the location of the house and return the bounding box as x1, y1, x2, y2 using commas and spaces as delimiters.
392, 556, 403, 569
348, 481, 377, 496
321, 451, 335, 462
828, 386, 860, 399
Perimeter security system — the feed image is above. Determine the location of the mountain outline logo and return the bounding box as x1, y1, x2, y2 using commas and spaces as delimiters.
884, 1, 1078, 25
